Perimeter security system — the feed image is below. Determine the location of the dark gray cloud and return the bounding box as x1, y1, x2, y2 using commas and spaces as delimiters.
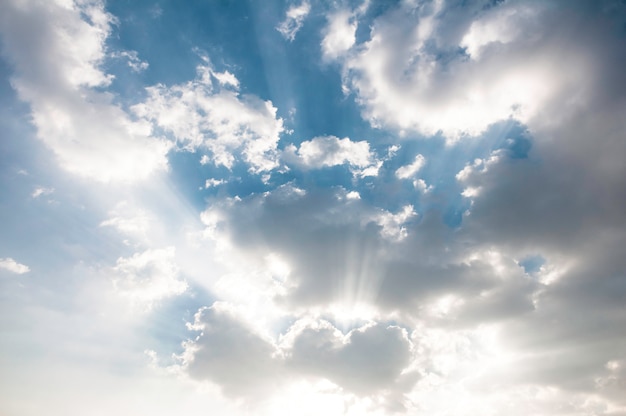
181, 302, 417, 404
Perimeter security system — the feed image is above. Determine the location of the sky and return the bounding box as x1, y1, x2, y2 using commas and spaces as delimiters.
1, 0, 626, 415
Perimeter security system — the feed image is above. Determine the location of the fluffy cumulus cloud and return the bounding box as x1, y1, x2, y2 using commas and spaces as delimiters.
133, 57, 284, 173
284, 320, 415, 396
330, 0, 620, 140
321, 9, 357, 60
283, 135, 380, 176
179, 302, 416, 406
31, 186, 55, 199
175, 177, 610, 412
0, 0, 171, 182
194, 184, 532, 321
395, 154, 425, 179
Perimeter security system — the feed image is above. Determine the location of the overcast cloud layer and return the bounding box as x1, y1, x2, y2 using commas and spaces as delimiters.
1, 1, 626, 415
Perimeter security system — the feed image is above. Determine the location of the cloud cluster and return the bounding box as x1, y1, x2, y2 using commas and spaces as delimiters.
2, 0, 626, 415
180, 303, 416, 405
168, 3, 626, 411
321, 10, 357, 60
329, 0, 620, 140
283, 135, 381, 177
277, 1, 311, 41
133, 57, 285, 173
0, 0, 171, 182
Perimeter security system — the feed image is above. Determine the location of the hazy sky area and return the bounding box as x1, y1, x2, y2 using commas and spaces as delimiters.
1, 0, 626, 415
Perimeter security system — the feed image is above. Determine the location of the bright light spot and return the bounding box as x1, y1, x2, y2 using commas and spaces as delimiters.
428, 294, 465, 318
461, 186, 481, 198
327, 301, 378, 327
266, 253, 291, 283
345, 191, 361, 200
31, 186, 54, 198
606, 360, 622, 371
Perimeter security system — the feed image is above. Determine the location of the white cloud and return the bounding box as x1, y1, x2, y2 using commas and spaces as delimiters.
370, 205, 416, 242
133, 61, 284, 173
112, 247, 187, 311
111, 50, 149, 72
322, 10, 357, 60
460, 4, 541, 61
413, 178, 432, 193
211, 70, 239, 88
100, 201, 155, 243
205, 178, 226, 188
0, 257, 30, 274
339, 1, 594, 140
346, 191, 361, 200
179, 304, 415, 404
3, 2, 626, 415
31, 186, 54, 198
284, 135, 380, 176
0, 0, 171, 182
395, 154, 426, 179
277, 1, 311, 41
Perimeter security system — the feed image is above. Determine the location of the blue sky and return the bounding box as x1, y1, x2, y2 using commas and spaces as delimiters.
1, 0, 626, 415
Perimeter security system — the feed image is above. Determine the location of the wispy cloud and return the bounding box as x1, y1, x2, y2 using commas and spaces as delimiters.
277, 1, 311, 41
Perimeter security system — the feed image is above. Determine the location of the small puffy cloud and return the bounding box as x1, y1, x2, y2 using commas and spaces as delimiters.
395, 154, 426, 179
277, 1, 311, 41
204, 178, 226, 188
111, 50, 149, 72
346, 191, 361, 200
321, 10, 357, 60
112, 247, 187, 311
413, 178, 432, 193
31, 186, 54, 198
211, 70, 239, 89
461, 186, 481, 198
0, 257, 30, 274
370, 205, 417, 242
133, 60, 284, 173
283, 135, 380, 176
292, 136, 371, 167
